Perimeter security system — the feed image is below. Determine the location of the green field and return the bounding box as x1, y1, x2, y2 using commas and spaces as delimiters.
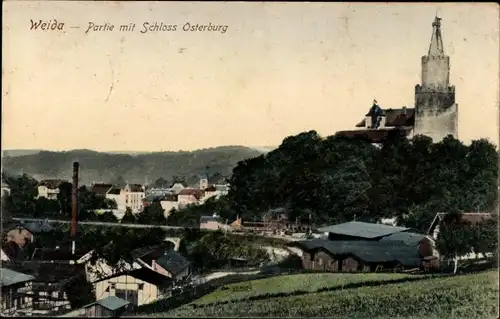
194, 272, 418, 305
159, 270, 499, 318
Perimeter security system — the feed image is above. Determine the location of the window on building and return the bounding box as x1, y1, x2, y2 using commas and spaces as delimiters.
115, 289, 138, 306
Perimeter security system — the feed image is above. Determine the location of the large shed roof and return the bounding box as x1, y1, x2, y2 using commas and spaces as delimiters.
288, 239, 421, 267
0, 267, 35, 287
317, 221, 410, 239
379, 232, 430, 246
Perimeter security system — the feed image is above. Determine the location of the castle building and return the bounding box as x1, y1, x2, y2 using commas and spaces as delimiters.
338, 16, 458, 143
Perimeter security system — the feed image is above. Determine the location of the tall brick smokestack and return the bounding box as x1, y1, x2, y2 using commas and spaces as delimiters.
71, 162, 79, 254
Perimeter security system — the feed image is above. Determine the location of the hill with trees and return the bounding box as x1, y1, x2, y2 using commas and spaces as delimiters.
1, 146, 264, 185
171, 130, 498, 234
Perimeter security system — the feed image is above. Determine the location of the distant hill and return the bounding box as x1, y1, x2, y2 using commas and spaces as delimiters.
2, 149, 44, 157
1, 146, 265, 185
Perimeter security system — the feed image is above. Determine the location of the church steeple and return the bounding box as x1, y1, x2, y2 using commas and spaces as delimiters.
428, 16, 444, 57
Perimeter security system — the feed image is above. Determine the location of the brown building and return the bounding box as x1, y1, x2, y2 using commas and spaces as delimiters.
1, 267, 35, 316
289, 239, 425, 273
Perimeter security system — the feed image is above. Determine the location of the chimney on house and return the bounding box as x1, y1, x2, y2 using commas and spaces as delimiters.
71, 162, 79, 255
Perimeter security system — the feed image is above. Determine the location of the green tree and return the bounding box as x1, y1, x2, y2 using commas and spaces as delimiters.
97, 211, 118, 223
470, 217, 498, 259
3, 174, 38, 217
57, 181, 73, 216
121, 208, 136, 223
153, 177, 169, 188
137, 202, 166, 224
435, 212, 474, 274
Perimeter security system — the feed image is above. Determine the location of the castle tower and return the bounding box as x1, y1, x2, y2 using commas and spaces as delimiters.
414, 16, 458, 142
199, 173, 209, 190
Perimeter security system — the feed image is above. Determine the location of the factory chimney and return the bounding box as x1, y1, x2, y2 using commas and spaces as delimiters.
71, 161, 79, 255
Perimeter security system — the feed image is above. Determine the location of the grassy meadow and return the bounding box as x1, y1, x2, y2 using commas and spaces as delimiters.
157, 270, 498, 318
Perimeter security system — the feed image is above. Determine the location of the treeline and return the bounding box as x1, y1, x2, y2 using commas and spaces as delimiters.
436, 213, 498, 262
1, 146, 263, 185
182, 131, 498, 232
2, 175, 118, 221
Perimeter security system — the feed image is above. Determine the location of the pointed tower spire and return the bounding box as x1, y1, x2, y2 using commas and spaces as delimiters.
428, 15, 444, 57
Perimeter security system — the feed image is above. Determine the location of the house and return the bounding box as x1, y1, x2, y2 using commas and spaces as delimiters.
168, 181, 188, 195
152, 251, 191, 283
201, 185, 218, 202
147, 187, 171, 197
318, 221, 411, 241
142, 195, 163, 209
177, 188, 205, 209
105, 187, 122, 210
61, 296, 131, 318
37, 179, 67, 200
200, 215, 226, 230
92, 268, 173, 307
427, 212, 493, 260
1, 267, 36, 316
287, 239, 426, 273
135, 248, 191, 283
90, 183, 113, 197
118, 184, 145, 213
1, 178, 11, 198
2, 261, 85, 316
159, 194, 179, 217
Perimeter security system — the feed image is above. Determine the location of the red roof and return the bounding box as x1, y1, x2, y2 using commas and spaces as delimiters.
356, 108, 415, 128
178, 188, 205, 200
336, 127, 413, 143
205, 185, 217, 192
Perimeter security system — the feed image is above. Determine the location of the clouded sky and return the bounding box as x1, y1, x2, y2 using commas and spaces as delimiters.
2, 2, 498, 151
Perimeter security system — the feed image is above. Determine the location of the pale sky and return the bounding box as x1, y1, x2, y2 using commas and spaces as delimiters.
2, 2, 499, 152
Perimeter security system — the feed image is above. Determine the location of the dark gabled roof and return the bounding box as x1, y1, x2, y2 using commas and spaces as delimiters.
379, 232, 431, 246
336, 127, 414, 143
83, 295, 130, 311
0, 267, 35, 287
90, 184, 113, 196
2, 261, 85, 283
107, 187, 121, 195
356, 108, 415, 127
154, 250, 190, 277
318, 221, 410, 239
126, 184, 144, 192
288, 239, 421, 267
